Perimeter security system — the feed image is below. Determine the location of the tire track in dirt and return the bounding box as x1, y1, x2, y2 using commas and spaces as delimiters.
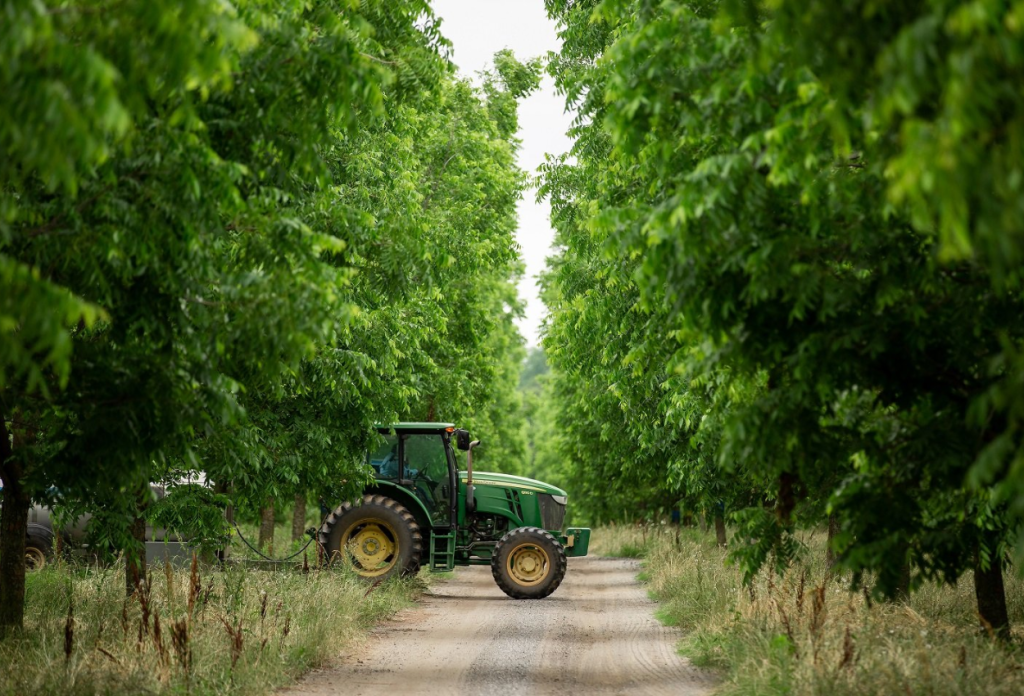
283, 557, 712, 696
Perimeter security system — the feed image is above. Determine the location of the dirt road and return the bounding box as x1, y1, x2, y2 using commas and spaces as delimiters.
284, 557, 711, 696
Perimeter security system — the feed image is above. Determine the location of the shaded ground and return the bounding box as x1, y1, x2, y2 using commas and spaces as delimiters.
283, 556, 712, 696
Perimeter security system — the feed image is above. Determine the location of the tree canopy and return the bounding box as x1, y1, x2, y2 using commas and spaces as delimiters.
539, 0, 1024, 638
1, 0, 536, 634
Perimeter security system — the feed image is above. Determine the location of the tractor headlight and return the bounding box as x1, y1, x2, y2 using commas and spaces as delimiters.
551, 495, 567, 505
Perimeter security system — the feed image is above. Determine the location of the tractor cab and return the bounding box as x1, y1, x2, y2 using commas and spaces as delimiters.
367, 424, 456, 525
319, 422, 591, 599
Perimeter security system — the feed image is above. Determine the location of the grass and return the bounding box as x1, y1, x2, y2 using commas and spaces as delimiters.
593, 522, 1024, 696
0, 540, 431, 696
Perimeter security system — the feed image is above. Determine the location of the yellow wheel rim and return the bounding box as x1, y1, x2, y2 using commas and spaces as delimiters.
25, 546, 47, 572
507, 543, 550, 586
340, 518, 398, 577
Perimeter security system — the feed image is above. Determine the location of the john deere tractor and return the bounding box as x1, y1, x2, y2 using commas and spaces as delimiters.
319, 423, 590, 598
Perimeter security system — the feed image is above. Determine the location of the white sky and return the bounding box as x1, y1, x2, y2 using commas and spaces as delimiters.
431, 0, 574, 348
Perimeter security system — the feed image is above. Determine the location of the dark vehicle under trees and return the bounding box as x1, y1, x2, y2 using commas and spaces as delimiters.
0, 483, 193, 572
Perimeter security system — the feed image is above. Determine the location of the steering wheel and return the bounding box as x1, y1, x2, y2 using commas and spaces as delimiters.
407, 468, 446, 505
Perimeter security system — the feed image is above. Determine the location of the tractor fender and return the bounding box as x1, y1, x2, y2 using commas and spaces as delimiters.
26, 523, 55, 542
364, 481, 434, 533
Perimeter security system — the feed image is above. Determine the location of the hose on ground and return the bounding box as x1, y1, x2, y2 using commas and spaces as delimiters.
229, 518, 325, 563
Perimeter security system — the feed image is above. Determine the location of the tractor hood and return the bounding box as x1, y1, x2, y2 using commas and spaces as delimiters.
458, 471, 567, 498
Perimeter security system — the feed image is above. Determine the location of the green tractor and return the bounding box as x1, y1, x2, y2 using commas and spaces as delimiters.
319, 423, 590, 598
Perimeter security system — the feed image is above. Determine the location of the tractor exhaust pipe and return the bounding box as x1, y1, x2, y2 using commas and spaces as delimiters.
465, 440, 481, 513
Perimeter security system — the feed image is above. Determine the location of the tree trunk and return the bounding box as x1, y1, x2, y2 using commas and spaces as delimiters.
259, 498, 275, 553
974, 536, 1011, 641
826, 513, 840, 574
714, 513, 727, 548
125, 490, 148, 597
0, 411, 31, 637
291, 493, 306, 542
891, 540, 911, 603
776, 471, 798, 524
221, 483, 235, 526
213, 480, 232, 564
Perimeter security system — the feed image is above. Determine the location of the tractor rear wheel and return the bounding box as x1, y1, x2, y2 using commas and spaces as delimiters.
491, 527, 567, 599
319, 495, 422, 580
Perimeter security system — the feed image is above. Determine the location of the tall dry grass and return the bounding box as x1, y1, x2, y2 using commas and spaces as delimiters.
0, 553, 423, 696
595, 523, 1024, 695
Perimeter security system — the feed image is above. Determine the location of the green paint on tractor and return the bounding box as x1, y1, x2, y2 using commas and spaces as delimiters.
319, 422, 589, 599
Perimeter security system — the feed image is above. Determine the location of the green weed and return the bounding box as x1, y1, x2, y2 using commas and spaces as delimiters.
614, 543, 647, 558
589, 521, 654, 558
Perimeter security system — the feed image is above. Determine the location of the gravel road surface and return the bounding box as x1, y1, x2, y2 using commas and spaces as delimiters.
284, 556, 712, 696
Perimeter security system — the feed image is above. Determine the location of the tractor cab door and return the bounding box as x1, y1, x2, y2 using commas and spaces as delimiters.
368, 434, 400, 481
401, 433, 453, 526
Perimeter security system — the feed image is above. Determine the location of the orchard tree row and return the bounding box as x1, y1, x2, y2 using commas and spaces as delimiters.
0, 0, 537, 635
540, 0, 1024, 639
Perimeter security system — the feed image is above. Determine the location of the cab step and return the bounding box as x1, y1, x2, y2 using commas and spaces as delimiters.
428, 530, 456, 571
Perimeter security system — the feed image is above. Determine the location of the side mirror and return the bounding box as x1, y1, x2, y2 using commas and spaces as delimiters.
455, 429, 471, 451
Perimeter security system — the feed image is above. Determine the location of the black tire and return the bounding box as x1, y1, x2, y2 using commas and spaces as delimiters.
25, 531, 53, 572
318, 494, 422, 580
491, 527, 567, 599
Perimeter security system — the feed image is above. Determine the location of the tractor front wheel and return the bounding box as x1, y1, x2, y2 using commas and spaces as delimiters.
491, 527, 567, 599
319, 495, 422, 580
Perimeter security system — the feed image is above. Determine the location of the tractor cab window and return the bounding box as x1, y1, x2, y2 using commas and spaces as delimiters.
403, 434, 451, 524
369, 435, 400, 480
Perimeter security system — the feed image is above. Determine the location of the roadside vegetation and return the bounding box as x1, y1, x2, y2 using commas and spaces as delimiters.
538, 0, 1024, 646
0, 522, 428, 696
595, 524, 1024, 696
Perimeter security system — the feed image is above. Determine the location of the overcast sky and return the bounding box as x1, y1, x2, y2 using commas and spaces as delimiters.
431, 0, 574, 348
